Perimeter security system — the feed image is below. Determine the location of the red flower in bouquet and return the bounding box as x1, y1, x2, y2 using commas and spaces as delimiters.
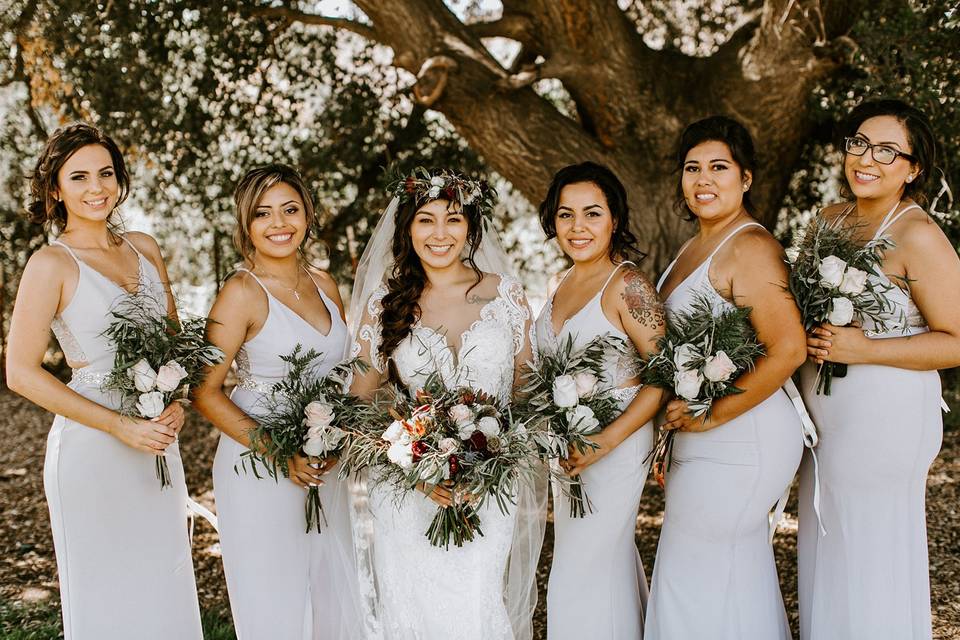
411, 440, 429, 463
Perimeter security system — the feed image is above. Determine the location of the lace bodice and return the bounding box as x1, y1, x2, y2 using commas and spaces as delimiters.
351, 273, 541, 640
354, 274, 532, 403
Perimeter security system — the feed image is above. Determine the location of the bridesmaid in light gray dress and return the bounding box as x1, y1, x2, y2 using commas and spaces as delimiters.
6, 124, 202, 639
194, 165, 363, 639
800, 99, 960, 640
535, 162, 667, 640
646, 116, 806, 640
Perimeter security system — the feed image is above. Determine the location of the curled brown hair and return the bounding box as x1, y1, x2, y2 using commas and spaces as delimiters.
232, 163, 319, 265
27, 122, 130, 233
378, 191, 485, 370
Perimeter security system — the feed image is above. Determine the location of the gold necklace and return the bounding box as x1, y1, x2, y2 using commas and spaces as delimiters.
256, 264, 303, 301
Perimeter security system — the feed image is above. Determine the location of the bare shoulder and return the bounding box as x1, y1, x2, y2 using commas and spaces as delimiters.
612, 263, 665, 328
898, 213, 955, 257
546, 271, 567, 296
217, 269, 267, 310
307, 267, 344, 307
727, 225, 784, 261
123, 231, 163, 260
23, 244, 74, 283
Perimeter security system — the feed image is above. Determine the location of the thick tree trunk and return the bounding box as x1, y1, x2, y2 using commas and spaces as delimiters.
267, 0, 865, 273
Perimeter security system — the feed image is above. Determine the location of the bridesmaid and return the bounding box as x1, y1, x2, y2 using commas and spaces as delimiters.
799, 99, 960, 640
536, 161, 666, 640
5, 123, 202, 639
645, 116, 806, 639
193, 164, 362, 638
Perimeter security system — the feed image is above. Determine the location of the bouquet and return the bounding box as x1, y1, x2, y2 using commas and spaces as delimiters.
518, 334, 626, 517
642, 293, 764, 482
102, 293, 224, 488
787, 214, 897, 394
239, 345, 370, 533
340, 375, 539, 549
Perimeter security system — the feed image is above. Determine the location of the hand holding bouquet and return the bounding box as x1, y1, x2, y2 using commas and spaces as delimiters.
102, 293, 224, 488
341, 375, 538, 549
642, 293, 764, 483
787, 214, 897, 394
519, 334, 626, 517
240, 345, 369, 533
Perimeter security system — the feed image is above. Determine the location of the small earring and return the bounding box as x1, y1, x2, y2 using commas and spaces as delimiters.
906, 176, 914, 183
743, 184, 750, 191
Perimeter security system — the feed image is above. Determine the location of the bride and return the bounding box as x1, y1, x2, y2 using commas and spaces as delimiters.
348, 169, 546, 640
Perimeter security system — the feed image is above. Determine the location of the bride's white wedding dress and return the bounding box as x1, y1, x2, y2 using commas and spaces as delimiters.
352, 274, 544, 640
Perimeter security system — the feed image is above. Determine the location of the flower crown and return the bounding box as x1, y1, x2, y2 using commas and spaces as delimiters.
388, 167, 496, 219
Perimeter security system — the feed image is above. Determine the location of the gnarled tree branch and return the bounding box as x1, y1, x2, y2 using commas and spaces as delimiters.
250, 6, 379, 42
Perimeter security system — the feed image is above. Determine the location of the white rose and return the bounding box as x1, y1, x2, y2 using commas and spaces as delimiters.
457, 421, 477, 440
136, 391, 165, 418
304, 401, 335, 428
303, 425, 346, 456
838, 267, 868, 296
449, 403, 474, 426
382, 420, 405, 443
430, 176, 446, 188
552, 375, 579, 408
567, 404, 600, 434
154, 360, 187, 393
386, 441, 413, 470
573, 372, 598, 398
674, 370, 704, 402
128, 358, 158, 393
438, 437, 459, 454
302, 437, 327, 457
673, 343, 700, 372
477, 416, 501, 438
827, 297, 855, 326
818, 255, 847, 288
702, 350, 737, 383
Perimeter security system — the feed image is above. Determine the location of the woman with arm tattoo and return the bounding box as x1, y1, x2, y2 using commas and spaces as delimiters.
535, 162, 666, 640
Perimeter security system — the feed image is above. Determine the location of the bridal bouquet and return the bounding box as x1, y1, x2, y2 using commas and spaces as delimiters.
102, 293, 224, 488
788, 214, 897, 394
239, 345, 369, 533
518, 334, 626, 517
341, 375, 538, 549
642, 293, 764, 482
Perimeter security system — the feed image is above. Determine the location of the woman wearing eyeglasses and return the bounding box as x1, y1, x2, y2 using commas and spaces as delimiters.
798, 99, 960, 640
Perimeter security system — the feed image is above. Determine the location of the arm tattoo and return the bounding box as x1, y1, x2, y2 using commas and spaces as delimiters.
620, 268, 666, 329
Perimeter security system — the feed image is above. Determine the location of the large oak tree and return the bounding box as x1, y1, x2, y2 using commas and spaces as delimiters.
253, 1, 869, 268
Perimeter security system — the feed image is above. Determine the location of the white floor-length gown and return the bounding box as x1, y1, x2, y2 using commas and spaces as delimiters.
798, 203, 943, 640
536, 262, 652, 640
212, 269, 363, 639
645, 223, 803, 639
44, 238, 202, 640
353, 274, 543, 640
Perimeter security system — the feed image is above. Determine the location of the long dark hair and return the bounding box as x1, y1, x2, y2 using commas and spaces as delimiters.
27, 122, 130, 233
674, 116, 757, 220
838, 98, 936, 206
538, 161, 644, 262
378, 191, 485, 370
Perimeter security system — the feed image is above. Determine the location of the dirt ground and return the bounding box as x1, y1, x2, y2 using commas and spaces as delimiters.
2, 387, 959, 638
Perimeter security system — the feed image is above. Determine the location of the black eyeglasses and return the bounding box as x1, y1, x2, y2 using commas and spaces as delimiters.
844, 137, 915, 165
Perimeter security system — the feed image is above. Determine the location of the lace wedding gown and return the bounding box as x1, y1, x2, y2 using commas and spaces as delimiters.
352, 274, 543, 640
